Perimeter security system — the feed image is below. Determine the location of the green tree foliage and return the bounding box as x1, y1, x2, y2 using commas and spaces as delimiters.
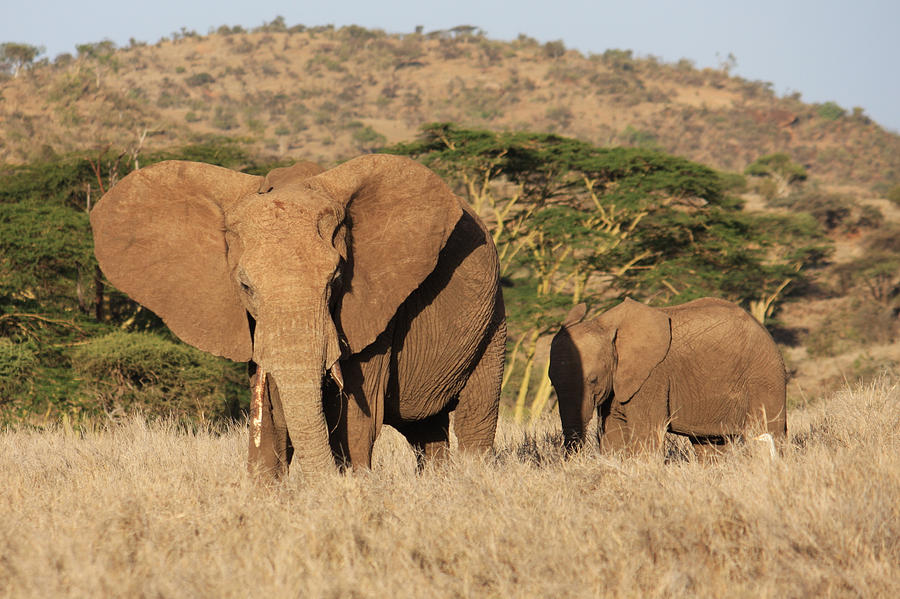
0, 42, 44, 77
72, 332, 246, 420
387, 123, 824, 320
745, 153, 807, 200
816, 101, 846, 121
184, 72, 215, 87
0, 338, 37, 397
75, 40, 118, 87
0, 141, 273, 423
833, 226, 900, 307
886, 184, 900, 207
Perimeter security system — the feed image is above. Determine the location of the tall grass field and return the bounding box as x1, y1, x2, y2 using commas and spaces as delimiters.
2, 379, 898, 598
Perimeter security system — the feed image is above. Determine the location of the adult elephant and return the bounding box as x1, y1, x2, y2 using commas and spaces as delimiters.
548, 298, 786, 458
91, 155, 506, 478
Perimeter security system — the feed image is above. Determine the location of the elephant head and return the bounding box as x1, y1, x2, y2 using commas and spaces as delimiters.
90, 155, 463, 474
549, 298, 671, 450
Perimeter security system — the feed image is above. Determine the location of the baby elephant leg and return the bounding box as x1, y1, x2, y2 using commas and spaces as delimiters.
600, 382, 668, 456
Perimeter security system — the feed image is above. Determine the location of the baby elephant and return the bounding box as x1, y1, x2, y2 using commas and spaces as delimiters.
549, 297, 786, 458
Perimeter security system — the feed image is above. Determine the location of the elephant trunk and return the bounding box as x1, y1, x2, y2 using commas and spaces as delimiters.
270, 370, 336, 474
254, 308, 338, 476
549, 331, 594, 453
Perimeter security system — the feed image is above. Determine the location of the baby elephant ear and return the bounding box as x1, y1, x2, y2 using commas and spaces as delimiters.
602, 298, 671, 403
563, 303, 588, 327
90, 160, 262, 361
306, 155, 463, 354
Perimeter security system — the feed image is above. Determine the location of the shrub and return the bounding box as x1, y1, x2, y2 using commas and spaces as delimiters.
543, 40, 566, 59
771, 190, 877, 232
0, 339, 38, 397
817, 101, 846, 121
72, 332, 245, 419
545, 106, 574, 130
346, 122, 386, 152
805, 299, 897, 358
619, 125, 659, 148
886, 184, 900, 206
211, 105, 239, 130
185, 72, 215, 87
600, 48, 635, 71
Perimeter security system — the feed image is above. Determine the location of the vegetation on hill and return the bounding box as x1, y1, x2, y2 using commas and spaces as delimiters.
1, 22, 899, 188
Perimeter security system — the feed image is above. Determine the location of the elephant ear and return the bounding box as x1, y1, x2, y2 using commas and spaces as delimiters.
90, 160, 262, 361
258, 161, 324, 193
562, 303, 588, 327
601, 298, 671, 403
305, 154, 463, 353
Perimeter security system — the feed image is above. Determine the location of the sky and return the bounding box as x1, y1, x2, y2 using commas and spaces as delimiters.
3, 0, 899, 133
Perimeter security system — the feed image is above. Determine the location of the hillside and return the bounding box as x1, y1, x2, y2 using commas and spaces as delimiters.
2, 24, 899, 190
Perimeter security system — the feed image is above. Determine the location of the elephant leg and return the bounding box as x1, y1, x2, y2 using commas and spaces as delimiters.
325, 346, 390, 470
599, 380, 668, 456
453, 315, 505, 454
247, 366, 292, 479
598, 408, 631, 454
396, 410, 451, 469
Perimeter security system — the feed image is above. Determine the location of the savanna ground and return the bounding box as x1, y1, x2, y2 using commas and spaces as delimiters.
2, 378, 898, 598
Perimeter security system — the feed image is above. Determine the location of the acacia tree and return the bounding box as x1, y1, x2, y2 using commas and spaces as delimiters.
0, 42, 44, 77
75, 40, 117, 88
745, 152, 807, 199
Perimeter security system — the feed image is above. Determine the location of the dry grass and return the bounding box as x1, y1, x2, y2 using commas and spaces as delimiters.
2, 379, 898, 598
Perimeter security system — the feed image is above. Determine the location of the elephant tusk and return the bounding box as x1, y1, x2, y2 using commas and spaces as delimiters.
329, 361, 344, 390
251, 369, 266, 449
754, 432, 777, 459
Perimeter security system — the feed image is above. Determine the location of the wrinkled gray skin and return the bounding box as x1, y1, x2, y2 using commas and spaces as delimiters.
549, 298, 786, 458
91, 155, 505, 478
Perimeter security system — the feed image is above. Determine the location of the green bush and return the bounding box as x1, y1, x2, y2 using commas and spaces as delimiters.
805, 299, 897, 358
0, 339, 38, 397
185, 72, 215, 87
771, 190, 853, 230
212, 105, 239, 130
886, 184, 900, 206
347, 122, 386, 151
72, 332, 246, 420
817, 102, 846, 121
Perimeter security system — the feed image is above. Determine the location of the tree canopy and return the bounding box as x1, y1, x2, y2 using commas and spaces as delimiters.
385, 123, 828, 325
0, 42, 44, 77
